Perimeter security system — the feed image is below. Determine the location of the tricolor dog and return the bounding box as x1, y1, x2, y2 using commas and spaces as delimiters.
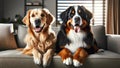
55, 5, 101, 67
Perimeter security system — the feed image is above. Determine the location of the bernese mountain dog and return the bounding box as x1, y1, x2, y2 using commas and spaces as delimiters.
55, 5, 100, 67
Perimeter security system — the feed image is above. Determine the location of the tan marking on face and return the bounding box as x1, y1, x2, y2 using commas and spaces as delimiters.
66, 19, 74, 34
82, 19, 88, 28
78, 10, 81, 14
71, 9, 75, 15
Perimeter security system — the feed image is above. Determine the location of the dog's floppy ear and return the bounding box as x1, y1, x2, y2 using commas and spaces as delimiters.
81, 6, 93, 23
43, 8, 55, 25
60, 6, 73, 24
22, 10, 31, 26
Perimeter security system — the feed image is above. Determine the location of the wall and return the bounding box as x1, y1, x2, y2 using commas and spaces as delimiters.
3, 0, 56, 22
45, 0, 56, 18
0, 0, 3, 18
45, 0, 56, 26
3, 0, 24, 19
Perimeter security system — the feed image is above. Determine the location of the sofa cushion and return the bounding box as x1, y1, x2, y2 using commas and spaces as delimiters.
0, 50, 31, 58
17, 25, 27, 48
0, 24, 17, 50
91, 25, 107, 49
0, 50, 120, 68
88, 50, 120, 58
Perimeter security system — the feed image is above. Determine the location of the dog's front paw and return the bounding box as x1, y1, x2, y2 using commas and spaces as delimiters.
33, 57, 41, 65
33, 53, 42, 65
73, 59, 83, 67
32, 48, 42, 65
43, 57, 51, 68
43, 49, 53, 67
63, 57, 72, 65
43, 60, 51, 68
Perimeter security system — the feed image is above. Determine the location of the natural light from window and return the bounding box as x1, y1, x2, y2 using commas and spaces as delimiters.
57, 0, 107, 26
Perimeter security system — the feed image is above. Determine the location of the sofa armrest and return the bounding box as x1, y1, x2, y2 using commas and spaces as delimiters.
107, 34, 120, 54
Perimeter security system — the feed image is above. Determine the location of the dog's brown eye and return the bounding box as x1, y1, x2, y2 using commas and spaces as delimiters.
41, 13, 45, 17
32, 14, 35, 17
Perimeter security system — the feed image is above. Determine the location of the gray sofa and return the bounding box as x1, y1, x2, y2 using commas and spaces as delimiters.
0, 24, 120, 68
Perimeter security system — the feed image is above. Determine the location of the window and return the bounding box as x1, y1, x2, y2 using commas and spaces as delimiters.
57, 0, 107, 26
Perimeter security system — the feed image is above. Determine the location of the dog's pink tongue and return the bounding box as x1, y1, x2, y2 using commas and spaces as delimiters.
74, 26, 80, 33
35, 28, 41, 32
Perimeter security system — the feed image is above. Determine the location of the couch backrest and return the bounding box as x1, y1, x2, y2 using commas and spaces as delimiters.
17, 25, 27, 48
17, 25, 107, 49
91, 25, 107, 49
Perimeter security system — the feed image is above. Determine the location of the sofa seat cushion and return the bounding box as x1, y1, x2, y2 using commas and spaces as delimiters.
0, 50, 120, 59
0, 50, 31, 58
1, 50, 119, 58
88, 50, 120, 58
84, 50, 120, 68
0, 50, 120, 68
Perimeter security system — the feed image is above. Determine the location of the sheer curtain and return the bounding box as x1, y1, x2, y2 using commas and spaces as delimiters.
107, 0, 120, 34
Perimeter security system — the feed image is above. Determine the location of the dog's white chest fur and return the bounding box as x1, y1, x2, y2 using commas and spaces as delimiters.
65, 30, 87, 53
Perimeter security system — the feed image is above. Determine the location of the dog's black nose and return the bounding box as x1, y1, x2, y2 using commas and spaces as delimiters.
75, 17, 80, 24
35, 19, 41, 28
35, 19, 41, 24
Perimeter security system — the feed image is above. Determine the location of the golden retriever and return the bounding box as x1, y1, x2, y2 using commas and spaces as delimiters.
22, 8, 56, 67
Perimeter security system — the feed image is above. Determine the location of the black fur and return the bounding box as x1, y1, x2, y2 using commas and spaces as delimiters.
55, 25, 71, 53
60, 6, 73, 25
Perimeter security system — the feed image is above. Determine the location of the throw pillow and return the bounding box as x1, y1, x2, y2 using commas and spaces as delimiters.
0, 24, 17, 50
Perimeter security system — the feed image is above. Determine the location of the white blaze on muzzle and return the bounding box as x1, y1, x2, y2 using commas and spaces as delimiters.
72, 6, 82, 33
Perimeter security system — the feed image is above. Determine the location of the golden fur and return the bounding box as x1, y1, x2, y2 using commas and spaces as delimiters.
22, 8, 56, 67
